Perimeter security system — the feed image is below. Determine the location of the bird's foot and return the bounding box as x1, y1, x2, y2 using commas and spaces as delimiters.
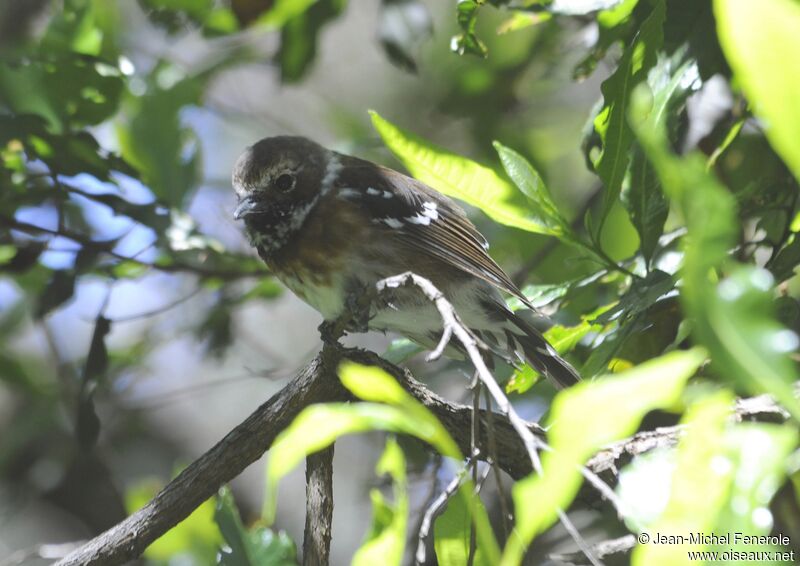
345, 291, 372, 334
318, 319, 345, 345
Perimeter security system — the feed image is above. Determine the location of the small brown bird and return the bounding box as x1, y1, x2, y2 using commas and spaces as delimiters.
232, 136, 580, 389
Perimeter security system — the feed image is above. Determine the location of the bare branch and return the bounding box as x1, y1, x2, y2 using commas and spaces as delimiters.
415, 458, 474, 565
550, 534, 637, 565
303, 446, 335, 566
55, 348, 348, 566
377, 273, 600, 565
51, 339, 791, 565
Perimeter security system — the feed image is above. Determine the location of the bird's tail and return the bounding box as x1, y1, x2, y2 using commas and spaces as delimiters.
497, 308, 581, 390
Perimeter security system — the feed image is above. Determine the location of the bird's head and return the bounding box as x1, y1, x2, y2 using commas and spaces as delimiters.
232, 136, 337, 253
231, 135, 331, 221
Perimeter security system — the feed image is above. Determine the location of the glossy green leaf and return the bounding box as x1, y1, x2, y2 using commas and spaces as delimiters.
632, 392, 732, 565
353, 438, 408, 566
452, 0, 488, 57
632, 395, 796, 564
264, 403, 406, 524
493, 141, 571, 237
623, 147, 665, 264
215, 486, 297, 566
546, 302, 613, 353
501, 348, 705, 565
511, 281, 573, 310
714, 423, 797, 553
631, 83, 800, 421
592, 0, 665, 237
574, 0, 640, 79
714, 0, 800, 183
263, 363, 499, 561
434, 486, 494, 566
548, 0, 626, 15
622, 54, 698, 264
591, 269, 673, 326
768, 234, 800, 283
338, 363, 464, 459
371, 111, 562, 235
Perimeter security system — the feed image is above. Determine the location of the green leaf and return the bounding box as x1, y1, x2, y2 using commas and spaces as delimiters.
623, 147, 666, 265
574, 0, 640, 79
434, 486, 494, 566
0, 55, 124, 132
215, 486, 298, 566
353, 438, 408, 566
631, 82, 800, 421
548, 0, 627, 15
256, 0, 318, 28
263, 363, 499, 562
630, 394, 797, 565
501, 348, 705, 565
714, 423, 797, 549
451, 0, 488, 57
632, 392, 732, 565
546, 303, 613, 353
511, 281, 574, 310
41, 0, 104, 56
276, 0, 346, 82
118, 63, 220, 206
768, 234, 800, 283
370, 111, 560, 235
591, 269, 673, 326
592, 0, 665, 238
493, 141, 571, 237
714, 0, 800, 183
125, 479, 222, 563
622, 54, 698, 264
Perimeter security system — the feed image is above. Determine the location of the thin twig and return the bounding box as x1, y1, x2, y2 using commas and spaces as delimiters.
415, 458, 475, 566
484, 388, 511, 537
550, 534, 637, 565
377, 273, 601, 565
468, 380, 481, 566
108, 286, 203, 323
0, 215, 264, 280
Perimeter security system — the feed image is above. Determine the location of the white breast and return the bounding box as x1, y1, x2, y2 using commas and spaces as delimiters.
280, 273, 346, 321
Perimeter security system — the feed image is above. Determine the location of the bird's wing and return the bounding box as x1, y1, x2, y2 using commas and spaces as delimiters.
332, 155, 531, 306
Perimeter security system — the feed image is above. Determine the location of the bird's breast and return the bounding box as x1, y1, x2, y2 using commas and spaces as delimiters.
262, 195, 370, 320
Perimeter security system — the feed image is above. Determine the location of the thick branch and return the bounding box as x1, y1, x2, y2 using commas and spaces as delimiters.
303, 446, 334, 566
55, 348, 348, 566
54, 344, 789, 566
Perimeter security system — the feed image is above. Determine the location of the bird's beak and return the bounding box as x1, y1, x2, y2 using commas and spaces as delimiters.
233, 196, 257, 220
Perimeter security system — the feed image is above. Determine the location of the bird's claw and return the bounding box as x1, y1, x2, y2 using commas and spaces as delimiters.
318, 319, 344, 345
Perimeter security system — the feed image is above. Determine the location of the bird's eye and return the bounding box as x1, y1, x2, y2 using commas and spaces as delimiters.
274, 173, 295, 192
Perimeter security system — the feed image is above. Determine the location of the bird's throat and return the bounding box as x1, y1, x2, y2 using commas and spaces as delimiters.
245, 197, 318, 257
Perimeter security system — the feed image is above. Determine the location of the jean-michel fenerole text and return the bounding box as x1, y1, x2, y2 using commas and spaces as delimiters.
651, 532, 790, 546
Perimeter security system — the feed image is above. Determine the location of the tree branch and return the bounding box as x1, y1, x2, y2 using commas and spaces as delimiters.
303, 446, 334, 566
53, 343, 790, 566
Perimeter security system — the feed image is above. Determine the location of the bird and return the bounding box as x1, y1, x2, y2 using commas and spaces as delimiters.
232, 136, 580, 389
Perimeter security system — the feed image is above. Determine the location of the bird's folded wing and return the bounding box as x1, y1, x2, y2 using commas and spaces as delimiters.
333, 156, 531, 306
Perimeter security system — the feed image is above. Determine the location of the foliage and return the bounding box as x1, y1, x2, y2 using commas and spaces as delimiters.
3, 0, 800, 564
